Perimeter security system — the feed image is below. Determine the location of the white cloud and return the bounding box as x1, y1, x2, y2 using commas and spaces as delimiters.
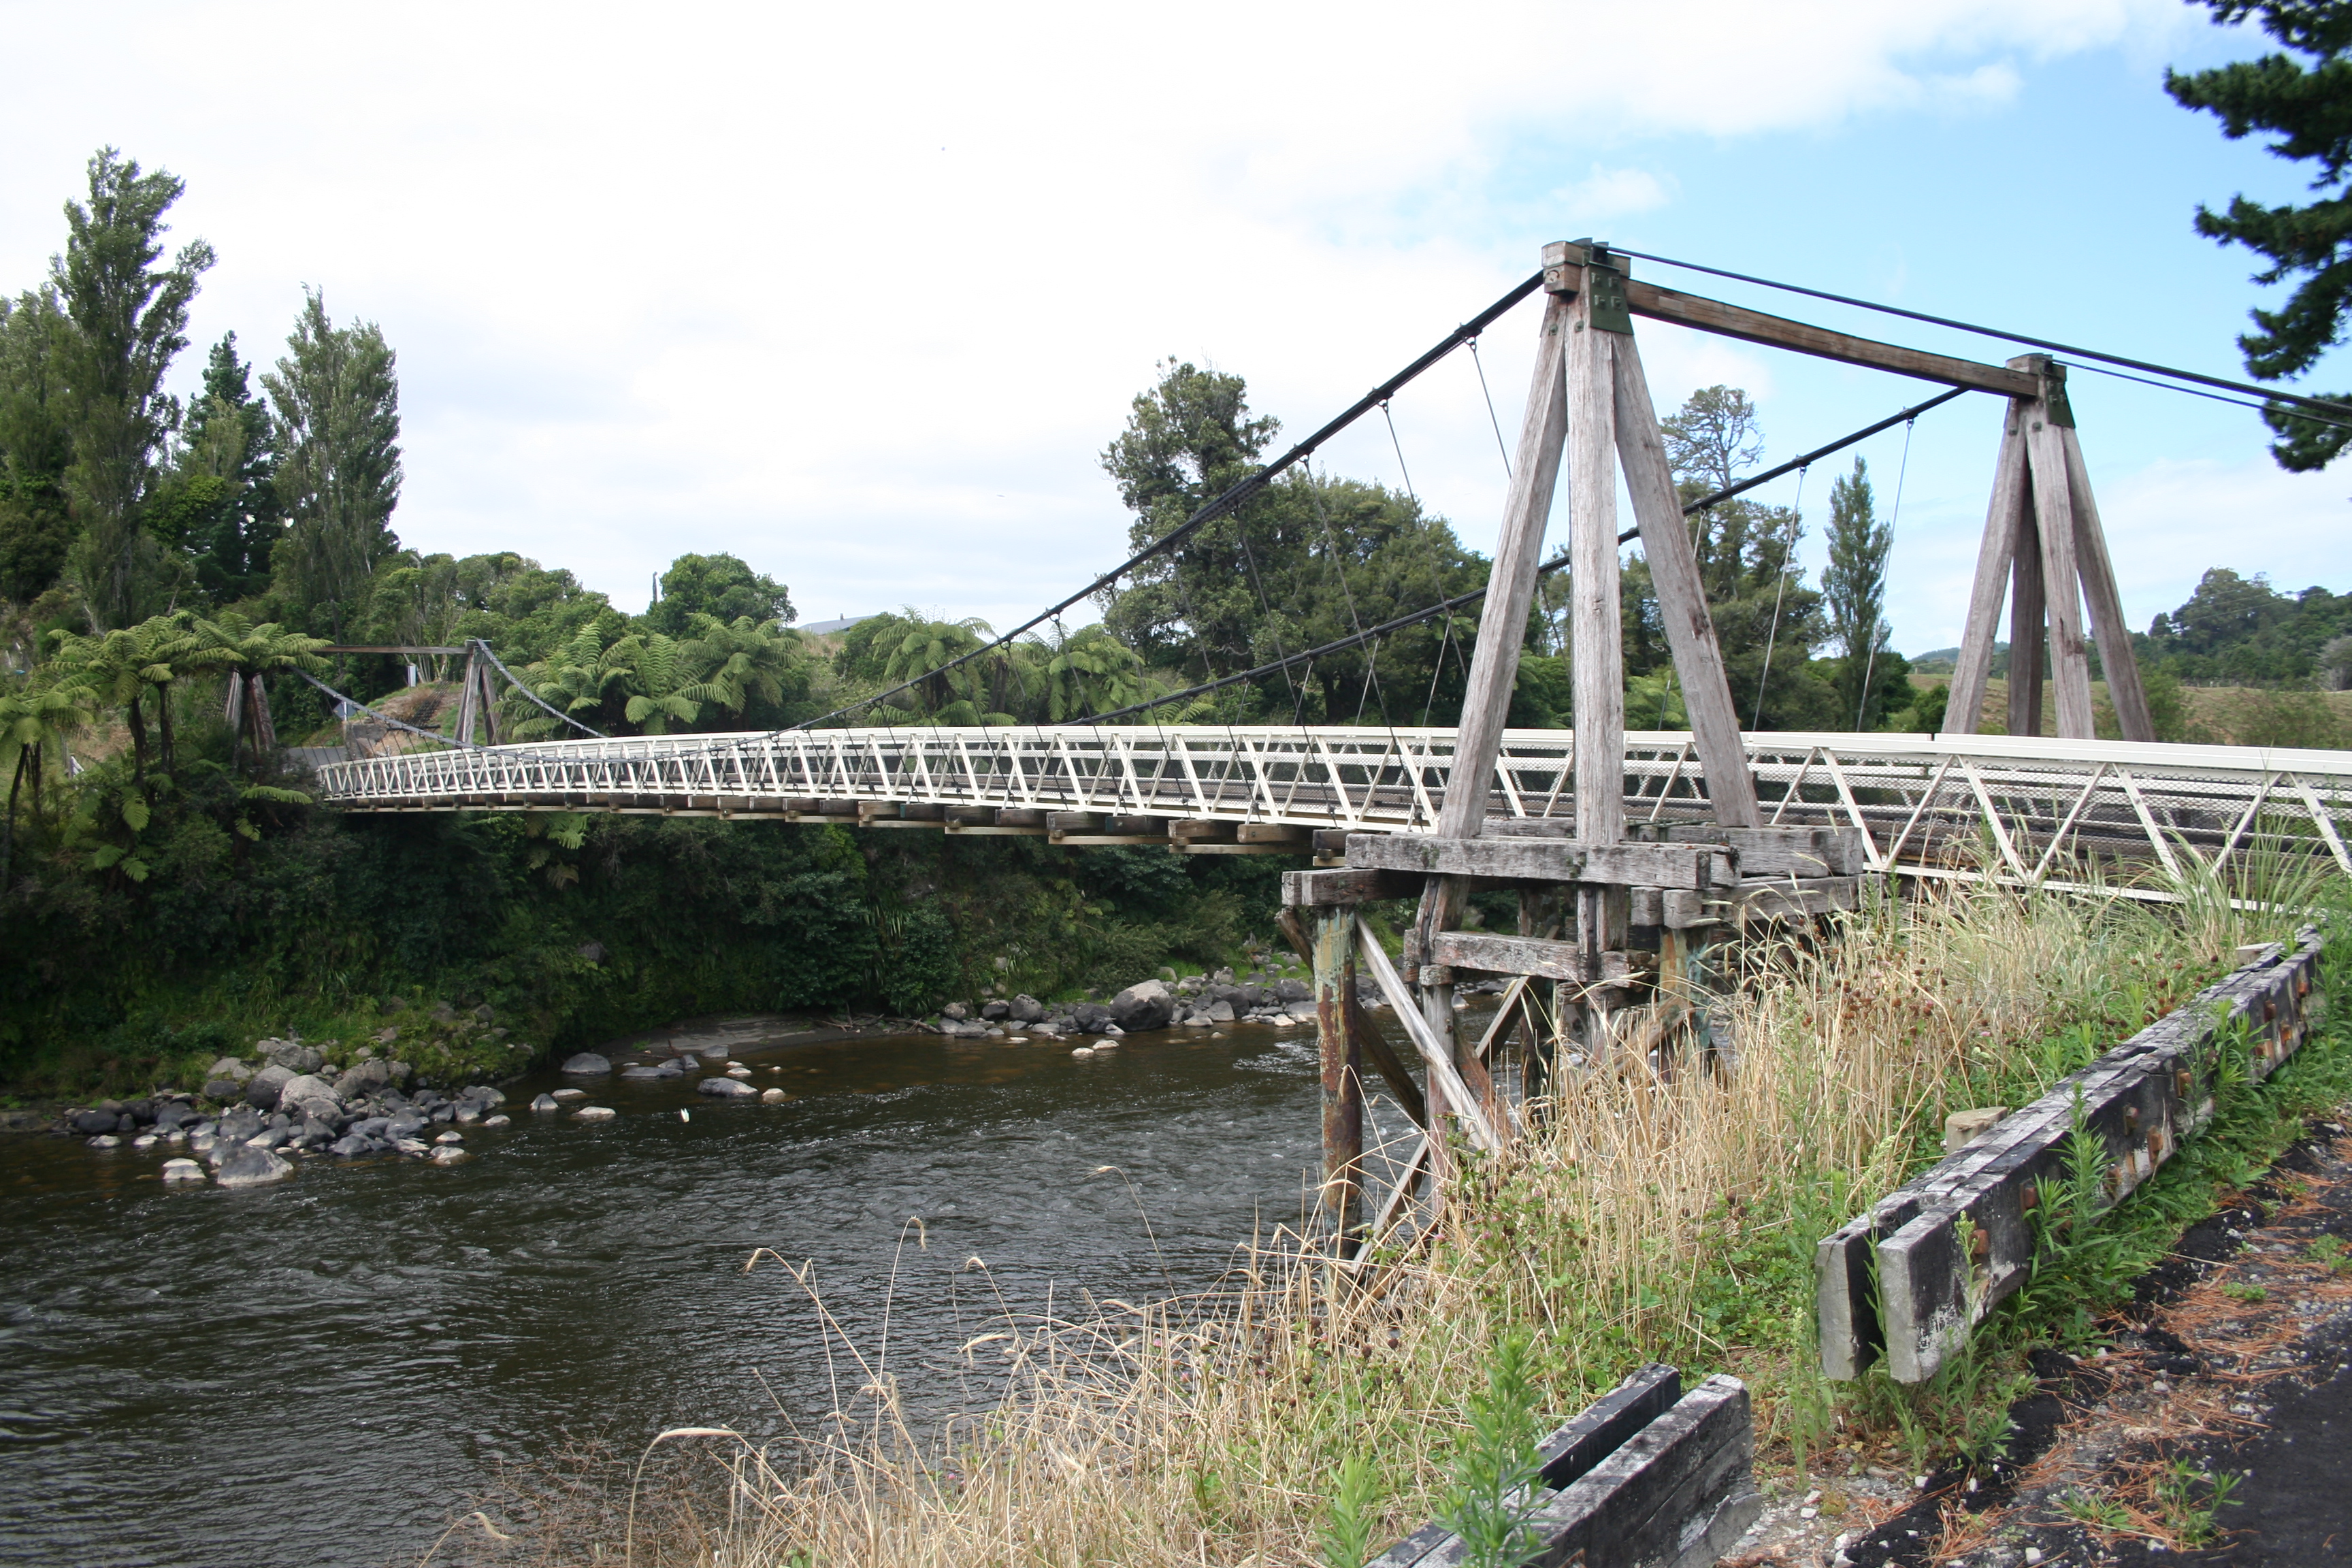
0, 0, 2204, 622
1554, 167, 1673, 225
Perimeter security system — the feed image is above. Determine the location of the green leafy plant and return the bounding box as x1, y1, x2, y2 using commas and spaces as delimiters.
2060, 1487, 2134, 1531
2155, 1458, 2240, 1546
1320, 1452, 1381, 1568
2220, 1282, 2268, 1303
1437, 1330, 1546, 1568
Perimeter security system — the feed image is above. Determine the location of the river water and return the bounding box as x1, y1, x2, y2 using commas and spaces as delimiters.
0, 1018, 1418, 1567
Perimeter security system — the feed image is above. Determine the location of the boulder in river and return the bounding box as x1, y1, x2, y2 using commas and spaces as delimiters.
161, 1158, 206, 1183
214, 1145, 293, 1188
480, 1114, 511, 1129
429, 1145, 468, 1164
245, 1064, 295, 1109
620, 1065, 666, 1081
278, 1075, 342, 1119
760, 1088, 788, 1104
1007, 994, 1046, 1024
1109, 979, 1174, 1032
570, 1105, 617, 1121
69, 1109, 118, 1134
333, 1059, 393, 1099
559, 1052, 611, 1076
530, 1094, 559, 1112
1205, 998, 1236, 1023
260, 1041, 325, 1075
698, 1077, 757, 1098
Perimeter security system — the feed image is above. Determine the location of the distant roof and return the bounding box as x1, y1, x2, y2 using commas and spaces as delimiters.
798, 615, 877, 636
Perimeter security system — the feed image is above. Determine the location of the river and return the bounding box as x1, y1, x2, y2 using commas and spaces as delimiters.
0, 1017, 1425, 1567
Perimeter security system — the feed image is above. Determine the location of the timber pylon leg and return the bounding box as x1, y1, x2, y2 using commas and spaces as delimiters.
1311, 904, 1364, 1254
1947, 357, 2155, 741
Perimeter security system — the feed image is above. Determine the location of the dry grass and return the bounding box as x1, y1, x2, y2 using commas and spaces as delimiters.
438, 877, 2314, 1568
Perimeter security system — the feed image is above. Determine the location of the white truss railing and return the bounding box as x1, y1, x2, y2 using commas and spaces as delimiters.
309, 726, 2352, 885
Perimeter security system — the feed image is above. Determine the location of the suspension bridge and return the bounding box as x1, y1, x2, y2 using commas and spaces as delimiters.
307, 239, 2352, 1249
312, 725, 2352, 895
308, 239, 2352, 896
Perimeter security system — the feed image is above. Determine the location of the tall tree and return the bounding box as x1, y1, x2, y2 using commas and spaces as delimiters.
642, 551, 793, 635
1098, 362, 1484, 724
1649, 385, 1838, 730
150, 333, 282, 602
52, 149, 214, 627
265, 289, 402, 638
1821, 456, 1893, 728
0, 288, 78, 606
2168, 1, 2352, 468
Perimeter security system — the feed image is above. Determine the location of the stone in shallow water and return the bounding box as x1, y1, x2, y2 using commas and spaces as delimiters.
571, 1105, 617, 1122
698, 1077, 757, 1098
620, 1066, 666, 1081
530, 1094, 559, 1112
551, 1088, 587, 1102
214, 1145, 293, 1188
434, 1130, 463, 1145
760, 1088, 788, 1104
559, 1053, 611, 1076
480, 1114, 510, 1129
161, 1158, 206, 1183
429, 1145, 468, 1164
87, 1134, 121, 1149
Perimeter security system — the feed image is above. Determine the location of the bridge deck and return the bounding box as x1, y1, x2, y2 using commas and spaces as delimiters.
310, 726, 2352, 893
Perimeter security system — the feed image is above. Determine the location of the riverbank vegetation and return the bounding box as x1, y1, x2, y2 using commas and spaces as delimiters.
463, 859, 2349, 1567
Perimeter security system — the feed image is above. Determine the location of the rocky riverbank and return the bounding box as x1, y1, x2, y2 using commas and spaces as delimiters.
27, 951, 1507, 1183
924, 963, 1414, 1041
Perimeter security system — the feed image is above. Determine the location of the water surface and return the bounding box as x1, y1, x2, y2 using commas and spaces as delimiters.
0, 1019, 1411, 1567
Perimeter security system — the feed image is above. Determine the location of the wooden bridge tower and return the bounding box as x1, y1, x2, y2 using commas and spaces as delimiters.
1281, 240, 2148, 1254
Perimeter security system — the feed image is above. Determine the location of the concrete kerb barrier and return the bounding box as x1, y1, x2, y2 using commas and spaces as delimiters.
1371, 1363, 1761, 1568
1817, 928, 2327, 1384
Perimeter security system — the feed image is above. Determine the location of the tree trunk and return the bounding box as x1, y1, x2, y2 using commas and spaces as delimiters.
250, 676, 277, 753
1, 746, 23, 892
157, 681, 177, 777
126, 693, 148, 783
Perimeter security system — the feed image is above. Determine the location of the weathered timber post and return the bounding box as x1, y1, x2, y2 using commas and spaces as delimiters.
2008, 499, 2046, 738
1947, 357, 2153, 741
1311, 906, 1364, 1247
1403, 281, 1571, 1168
1567, 246, 1630, 1018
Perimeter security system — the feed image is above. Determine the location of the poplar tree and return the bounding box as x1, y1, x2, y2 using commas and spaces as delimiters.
1821, 456, 1893, 728
2168, 1, 2352, 468
52, 149, 214, 627
264, 289, 401, 638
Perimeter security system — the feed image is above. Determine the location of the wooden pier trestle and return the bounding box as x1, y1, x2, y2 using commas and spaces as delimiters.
1281, 240, 2146, 1254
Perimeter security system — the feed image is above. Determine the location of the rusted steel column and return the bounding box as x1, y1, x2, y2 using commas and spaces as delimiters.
1312, 905, 1365, 1246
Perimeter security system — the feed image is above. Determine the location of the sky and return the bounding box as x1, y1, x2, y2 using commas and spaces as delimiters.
0, 0, 2342, 657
